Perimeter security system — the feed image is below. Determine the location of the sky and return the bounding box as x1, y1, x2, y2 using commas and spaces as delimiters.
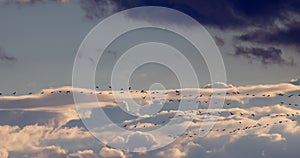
1, 0, 300, 158
0, 0, 300, 94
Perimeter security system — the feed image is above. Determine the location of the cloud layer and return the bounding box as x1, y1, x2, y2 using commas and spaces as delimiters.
0, 81, 300, 157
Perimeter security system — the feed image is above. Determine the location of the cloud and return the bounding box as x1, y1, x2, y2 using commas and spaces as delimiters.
237, 22, 300, 48
157, 148, 186, 158
0, 149, 9, 158
7, 0, 300, 29
78, 0, 118, 19
69, 149, 99, 158
290, 79, 300, 85
0, 125, 91, 153
0, 47, 17, 63
214, 36, 225, 47
73, 0, 300, 29
99, 147, 126, 158
15, 0, 70, 3
0, 82, 300, 157
203, 82, 234, 89
232, 46, 294, 65
34, 146, 67, 158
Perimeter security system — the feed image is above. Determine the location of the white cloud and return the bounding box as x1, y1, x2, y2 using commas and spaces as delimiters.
157, 148, 186, 158
290, 79, 300, 85
0, 82, 299, 157
99, 147, 126, 158
69, 149, 99, 158
34, 146, 67, 158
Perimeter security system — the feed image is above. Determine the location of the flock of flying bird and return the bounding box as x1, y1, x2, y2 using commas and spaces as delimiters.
0, 85, 299, 139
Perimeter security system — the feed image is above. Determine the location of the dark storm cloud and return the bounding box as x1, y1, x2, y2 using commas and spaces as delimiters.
78, 0, 300, 28
214, 36, 225, 47
238, 22, 300, 48
233, 46, 294, 66
0, 47, 17, 63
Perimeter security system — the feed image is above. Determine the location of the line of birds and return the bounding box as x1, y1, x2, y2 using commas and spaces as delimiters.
0, 86, 299, 140
121, 110, 299, 131
1, 88, 299, 109
1, 87, 300, 98
179, 118, 297, 139
123, 112, 300, 139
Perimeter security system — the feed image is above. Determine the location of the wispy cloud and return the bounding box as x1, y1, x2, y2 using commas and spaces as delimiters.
0, 47, 17, 63
232, 46, 295, 66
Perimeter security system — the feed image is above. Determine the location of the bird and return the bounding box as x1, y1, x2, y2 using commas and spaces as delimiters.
13, 92, 16, 95
129, 87, 131, 90
0, 92, 2, 95
278, 93, 284, 96
28, 92, 32, 95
